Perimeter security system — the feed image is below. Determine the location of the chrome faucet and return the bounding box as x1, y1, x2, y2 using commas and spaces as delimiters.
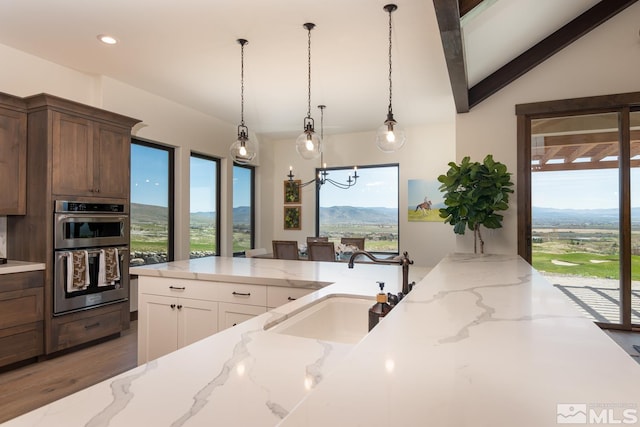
347, 250, 415, 295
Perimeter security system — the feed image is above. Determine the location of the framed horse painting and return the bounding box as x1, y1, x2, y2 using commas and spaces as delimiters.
408, 179, 444, 222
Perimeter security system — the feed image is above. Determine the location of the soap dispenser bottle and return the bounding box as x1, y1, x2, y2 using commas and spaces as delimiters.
369, 281, 392, 331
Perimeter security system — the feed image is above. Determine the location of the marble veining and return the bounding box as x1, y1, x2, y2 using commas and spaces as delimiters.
171, 329, 259, 427
5, 254, 640, 427
86, 360, 158, 427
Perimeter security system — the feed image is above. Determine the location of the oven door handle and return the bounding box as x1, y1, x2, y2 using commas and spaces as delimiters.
55, 213, 129, 222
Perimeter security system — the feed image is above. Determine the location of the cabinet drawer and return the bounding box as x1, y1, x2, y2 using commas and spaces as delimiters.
0, 287, 44, 329
0, 270, 44, 292
218, 302, 266, 331
51, 307, 123, 351
216, 282, 267, 306
267, 286, 314, 309
138, 277, 219, 301
0, 321, 43, 367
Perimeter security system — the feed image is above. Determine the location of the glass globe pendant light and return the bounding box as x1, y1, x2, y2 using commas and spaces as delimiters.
229, 38, 257, 164
375, 4, 406, 153
295, 23, 322, 160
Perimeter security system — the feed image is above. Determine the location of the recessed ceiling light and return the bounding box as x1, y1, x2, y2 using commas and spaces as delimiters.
97, 34, 118, 45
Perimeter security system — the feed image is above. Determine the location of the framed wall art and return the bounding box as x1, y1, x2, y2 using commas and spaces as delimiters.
283, 206, 301, 230
284, 180, 301, 204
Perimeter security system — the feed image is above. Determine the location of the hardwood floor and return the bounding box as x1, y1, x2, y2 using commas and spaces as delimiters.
0, 321, 137, 423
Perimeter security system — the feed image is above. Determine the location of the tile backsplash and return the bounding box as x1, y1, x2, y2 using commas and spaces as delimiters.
0, 216, 6, 258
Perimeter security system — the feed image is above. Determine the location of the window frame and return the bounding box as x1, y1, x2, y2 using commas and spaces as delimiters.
130, 137, 175, 263
232, 162, 256, 256
189, 152, 221, 257
516, 91, 640, 331
315, 163, 400, 254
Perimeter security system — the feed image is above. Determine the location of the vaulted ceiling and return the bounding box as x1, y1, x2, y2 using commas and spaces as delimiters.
435, 0, 637, 113
0, 0, 636, 144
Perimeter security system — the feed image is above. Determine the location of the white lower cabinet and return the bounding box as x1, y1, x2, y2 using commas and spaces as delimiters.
138, 293, 218, 364
218, 302, 266, 331
137, 276, 319, 364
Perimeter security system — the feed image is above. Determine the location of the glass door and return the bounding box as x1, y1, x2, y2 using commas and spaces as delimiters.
631, 110, 640, 327
531, 112, 623, 325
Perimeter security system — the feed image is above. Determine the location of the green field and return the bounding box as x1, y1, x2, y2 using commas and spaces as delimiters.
319, 224, 398, 252
407, 208, 443, 222
532, 228, 640, 281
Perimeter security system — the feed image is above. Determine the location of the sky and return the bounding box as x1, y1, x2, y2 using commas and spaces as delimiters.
532, 168, 640, 210
132, 143, 640, 214
131, 144, 252, 212
314, 166, 398, 209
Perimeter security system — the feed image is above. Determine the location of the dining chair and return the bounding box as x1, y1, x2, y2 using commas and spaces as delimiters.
272, 240, 299, 260
307, 241, 336, 262
306, 236, 328, 244
245, 248, 267, 258
340, 237, 365, 250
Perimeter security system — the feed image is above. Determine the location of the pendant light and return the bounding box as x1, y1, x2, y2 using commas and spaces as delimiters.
288, 105, 358, 189
295, 23, 322, 160
375, 4, 406, 153
229, 38, 257, 164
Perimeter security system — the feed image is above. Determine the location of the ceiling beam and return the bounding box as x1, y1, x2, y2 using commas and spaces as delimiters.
459, 0, 484, 17
468, 0, 638, 109
433, 0, 469, 113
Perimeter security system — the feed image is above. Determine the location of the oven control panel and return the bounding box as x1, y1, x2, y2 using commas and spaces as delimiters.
55, 201, 127, 214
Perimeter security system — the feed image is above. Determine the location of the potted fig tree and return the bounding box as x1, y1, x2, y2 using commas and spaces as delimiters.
437, 155, 514, 254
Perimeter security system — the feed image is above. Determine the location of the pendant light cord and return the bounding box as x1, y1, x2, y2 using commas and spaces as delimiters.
240, 40, 245, 127
387, 7, 393, 115
307, 25, 312, 119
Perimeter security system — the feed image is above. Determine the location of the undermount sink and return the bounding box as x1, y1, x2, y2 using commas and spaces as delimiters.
266, 295, 374, 344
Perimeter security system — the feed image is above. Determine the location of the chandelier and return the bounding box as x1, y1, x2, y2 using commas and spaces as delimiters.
287, 105, 359, 190
375, 4, 406, 153
229, 38, 257, 164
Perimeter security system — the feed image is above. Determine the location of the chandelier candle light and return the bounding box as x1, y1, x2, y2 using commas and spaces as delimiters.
375, 4, 406, 153
229, 38, 257, 164
287, 105, 359, 190
295, 23, 322, 160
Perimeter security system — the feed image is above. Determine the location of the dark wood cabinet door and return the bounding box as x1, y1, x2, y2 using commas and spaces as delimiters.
51, 111, 94, 197
0, 106, 27, 214
94, 122, 130, 199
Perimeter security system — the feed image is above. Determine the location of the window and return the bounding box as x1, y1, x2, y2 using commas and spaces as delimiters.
130, 139, 174, 266
233, 163, 255, 255
517, 92, 640, 330
316, 164, 399, 253
190, 154, 220, 258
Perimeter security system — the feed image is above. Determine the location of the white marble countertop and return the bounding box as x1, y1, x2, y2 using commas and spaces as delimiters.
4, 254, 640, 427
0, 260, 45, 275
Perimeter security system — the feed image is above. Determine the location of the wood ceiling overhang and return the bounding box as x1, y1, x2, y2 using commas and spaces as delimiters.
433, 0, 638, 114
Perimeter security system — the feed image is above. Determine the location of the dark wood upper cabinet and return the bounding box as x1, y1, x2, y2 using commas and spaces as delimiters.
50, 108, 133, 200
0, 93, 27, 215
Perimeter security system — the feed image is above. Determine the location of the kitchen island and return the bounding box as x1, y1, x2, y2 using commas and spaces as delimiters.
2, 254, 639, 426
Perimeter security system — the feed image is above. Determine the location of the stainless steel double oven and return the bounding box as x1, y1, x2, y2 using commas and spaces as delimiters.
53, 201, 129, 315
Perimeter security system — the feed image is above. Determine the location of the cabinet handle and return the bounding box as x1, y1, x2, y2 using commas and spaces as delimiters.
287, 296, 297, 301
84, 322, 100, 330
170, 304, 176, 309
232, 291, 251, 297
169, 286, 186, 290
177, 304, 183, 310
232, 323, 237, 327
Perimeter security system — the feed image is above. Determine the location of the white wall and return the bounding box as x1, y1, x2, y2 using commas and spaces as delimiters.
264, 120, 457, 268
0, 44, 254, 259
455, 1, 640, 255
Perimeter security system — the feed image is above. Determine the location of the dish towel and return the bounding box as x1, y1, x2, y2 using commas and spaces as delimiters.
67, 251, 89, 293
99, 248, 120, 286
